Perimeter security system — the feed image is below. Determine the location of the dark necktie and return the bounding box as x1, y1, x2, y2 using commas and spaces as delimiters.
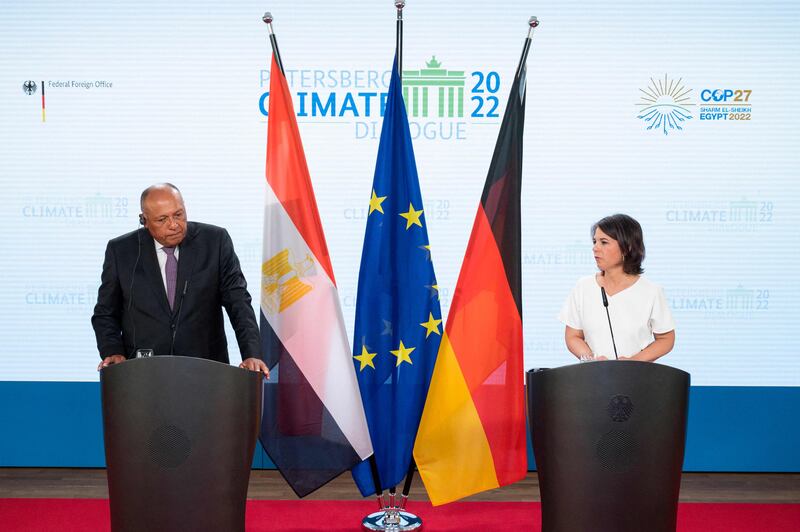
163, 246, 177, 310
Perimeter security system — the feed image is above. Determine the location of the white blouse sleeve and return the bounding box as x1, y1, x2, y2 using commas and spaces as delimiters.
558, 282, 583, 330
649, 286, 675, 334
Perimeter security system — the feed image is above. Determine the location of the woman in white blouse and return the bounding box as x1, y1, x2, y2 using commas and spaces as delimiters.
559, 214, 675, 361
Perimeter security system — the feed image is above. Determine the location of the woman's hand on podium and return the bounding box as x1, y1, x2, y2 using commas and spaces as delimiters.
240, 357, 270, 379
97, 354, 126, 371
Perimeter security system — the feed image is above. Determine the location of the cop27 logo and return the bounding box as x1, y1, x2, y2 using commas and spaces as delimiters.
636, 75, 694, 135
698, 88, 753, 122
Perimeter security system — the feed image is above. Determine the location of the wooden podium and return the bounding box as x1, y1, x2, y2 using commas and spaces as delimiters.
101, 356, 262, 532
527, 361, 690, 532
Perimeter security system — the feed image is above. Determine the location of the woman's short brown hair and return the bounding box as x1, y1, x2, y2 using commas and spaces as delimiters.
592, 214, 645, 275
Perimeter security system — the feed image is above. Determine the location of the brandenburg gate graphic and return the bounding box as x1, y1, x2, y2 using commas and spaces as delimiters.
402, 56, 466, 118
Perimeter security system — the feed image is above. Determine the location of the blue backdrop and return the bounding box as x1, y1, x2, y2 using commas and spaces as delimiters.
1, 382, 797, 471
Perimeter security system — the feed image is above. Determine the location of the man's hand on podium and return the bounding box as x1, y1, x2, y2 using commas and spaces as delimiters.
97, 354, 126, 371
240, 357, 270, 379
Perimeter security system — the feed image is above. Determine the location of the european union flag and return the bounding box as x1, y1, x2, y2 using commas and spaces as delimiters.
351, 59, 443, 496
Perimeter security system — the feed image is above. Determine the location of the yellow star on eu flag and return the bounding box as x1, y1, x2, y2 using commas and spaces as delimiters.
353, 345, 377, 371
425, 284, 440, 300
369, 189, 387, 215
419, 244, 432, 261
399, 203, 423, 229
420, 312, 442, 338
390, 341, 415, 366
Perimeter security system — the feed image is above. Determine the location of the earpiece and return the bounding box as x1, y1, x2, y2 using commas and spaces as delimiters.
139, 214, 145, 225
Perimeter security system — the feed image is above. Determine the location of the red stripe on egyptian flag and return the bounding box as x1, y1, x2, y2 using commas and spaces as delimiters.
266, 54, 335, 284
414, 204, 526, 506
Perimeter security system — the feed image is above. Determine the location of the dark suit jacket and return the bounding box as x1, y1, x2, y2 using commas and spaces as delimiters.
91, 222, 261, 363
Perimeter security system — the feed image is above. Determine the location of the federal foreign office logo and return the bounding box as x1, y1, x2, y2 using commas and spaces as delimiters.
636, 75, 694, 135
23, 79, 46, 122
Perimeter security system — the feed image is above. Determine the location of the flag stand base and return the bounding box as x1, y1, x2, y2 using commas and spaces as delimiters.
362, 508, 423, 531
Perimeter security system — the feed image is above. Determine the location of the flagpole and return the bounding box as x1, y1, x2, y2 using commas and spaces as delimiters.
395, 1, 404, 76
364, 6, 423, 529
262, 12, 285, 75
393, 0, 415, 520
369, 455, 385, 510
515, 16, 539, 81
399, 459, 415, 510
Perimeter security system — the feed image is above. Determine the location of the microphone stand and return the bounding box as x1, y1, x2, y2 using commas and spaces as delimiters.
600, 287, 619, 360
169, 281, 189, 356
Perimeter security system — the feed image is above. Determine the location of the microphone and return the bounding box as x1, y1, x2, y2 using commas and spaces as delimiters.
129, 225, 143, 358
169, 280, 189, 356
600, 287, 619, 360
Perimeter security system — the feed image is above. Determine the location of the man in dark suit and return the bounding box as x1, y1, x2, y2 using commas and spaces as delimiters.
92, 183, 268, 376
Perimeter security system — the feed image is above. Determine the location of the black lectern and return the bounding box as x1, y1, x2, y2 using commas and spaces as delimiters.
527, 361, 689, 532
101, 356, 263, 532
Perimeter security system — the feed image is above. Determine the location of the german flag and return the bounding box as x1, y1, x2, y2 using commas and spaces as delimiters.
413, 61, 528, 505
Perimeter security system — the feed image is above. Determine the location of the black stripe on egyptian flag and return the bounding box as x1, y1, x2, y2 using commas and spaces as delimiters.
478, 69, 527, 316
258, 311, 361, 498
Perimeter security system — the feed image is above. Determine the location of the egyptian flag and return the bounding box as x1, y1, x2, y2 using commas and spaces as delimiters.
413, 62, 528, 505
259, 53, 373, 497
